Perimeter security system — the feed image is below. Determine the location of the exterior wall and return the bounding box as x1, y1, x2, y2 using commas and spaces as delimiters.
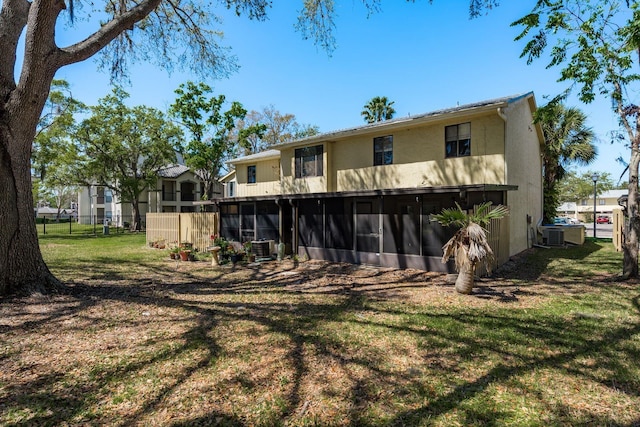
280, 146, 327, 194
504, 97, 544, 255
147, 171, 203, 213
233, 158, 281, 197
333, 115, 506, 191
77, 185, 120, 224
278, 113, 506, 194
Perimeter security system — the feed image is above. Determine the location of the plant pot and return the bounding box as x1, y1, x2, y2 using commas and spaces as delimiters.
230, 254, 242, 264
179, 250, 191, 261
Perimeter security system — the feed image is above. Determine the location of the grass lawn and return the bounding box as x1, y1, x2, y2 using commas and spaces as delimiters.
1, 233, 639, 426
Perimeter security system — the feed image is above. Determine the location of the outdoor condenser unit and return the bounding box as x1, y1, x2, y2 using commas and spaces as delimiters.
545, 229, 565, 246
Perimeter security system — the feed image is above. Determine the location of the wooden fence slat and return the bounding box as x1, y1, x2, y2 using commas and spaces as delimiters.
147, 212, 218, 251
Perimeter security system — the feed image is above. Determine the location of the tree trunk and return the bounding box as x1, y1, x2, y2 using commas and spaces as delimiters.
131, 199, 142, 231
454, 262, 476, 295
623, 145, 640, 278
0, 123, 60, 296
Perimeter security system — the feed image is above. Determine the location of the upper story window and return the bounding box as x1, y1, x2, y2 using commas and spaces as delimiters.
96, 186, 105, 204
227, 181, 235, 197
247, 165, 256, 184
445, 122, 471, 158
374, 135, 393, 165
295, 145, 323, 178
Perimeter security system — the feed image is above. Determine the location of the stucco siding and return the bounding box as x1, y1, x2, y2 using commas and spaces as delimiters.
504, 98, 544, 255
280, 146, 328, 194
332, 114, 506, 191
234, 158, 281, 197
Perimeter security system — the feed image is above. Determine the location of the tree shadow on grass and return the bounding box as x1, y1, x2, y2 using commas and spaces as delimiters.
2, 247, 639, 426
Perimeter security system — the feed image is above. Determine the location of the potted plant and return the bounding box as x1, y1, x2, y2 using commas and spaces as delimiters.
229, 246, 242, 265
169, 246, 180, 260
179, 249, 191, 261
244, 241, 255, 262
434, 202, 509, 295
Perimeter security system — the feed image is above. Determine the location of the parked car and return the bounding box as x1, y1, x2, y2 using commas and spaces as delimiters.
553, 217, 570, 225
596, 215, 611, 224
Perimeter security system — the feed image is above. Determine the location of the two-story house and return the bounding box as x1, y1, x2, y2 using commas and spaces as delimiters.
78, 164, 209, 226
558, 189, 626, 223
218, 93, 544, 272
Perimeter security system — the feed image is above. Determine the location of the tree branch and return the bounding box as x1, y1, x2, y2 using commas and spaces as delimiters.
57, 0, 163, 68
0, 0, 30, 97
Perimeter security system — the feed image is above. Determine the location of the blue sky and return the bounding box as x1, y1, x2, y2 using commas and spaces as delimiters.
53, 1, 625, 181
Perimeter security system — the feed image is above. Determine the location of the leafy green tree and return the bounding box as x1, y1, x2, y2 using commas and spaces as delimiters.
361, 96, 396, 123
236, 105, 320, 154
76, 87, 181, 231
512, 0, 640, 277
169, 81, 263, 199
558, 171, 614, 221
32, 80, 86, 220
32, 80, 86, 182
536, 102, 597, 223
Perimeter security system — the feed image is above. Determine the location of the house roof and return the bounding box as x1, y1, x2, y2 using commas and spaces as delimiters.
273, 92, 536, 150
36, 207, 75, 215
227, 149, 281, 165
158, 164, 190, 178
219, 169, 236, 183
598, 189, 627, 199
226, 92, 538, 166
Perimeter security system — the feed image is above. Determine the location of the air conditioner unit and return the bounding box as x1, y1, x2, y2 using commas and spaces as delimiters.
545, 229, 565, 246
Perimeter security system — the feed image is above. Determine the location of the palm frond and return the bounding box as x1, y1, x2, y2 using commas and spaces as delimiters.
437, 203, 507, 274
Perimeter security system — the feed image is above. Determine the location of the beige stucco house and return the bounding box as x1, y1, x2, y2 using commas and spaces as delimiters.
219, 93, 544, 271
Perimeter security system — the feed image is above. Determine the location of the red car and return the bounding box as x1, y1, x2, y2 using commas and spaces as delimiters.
596, 216, 611, 224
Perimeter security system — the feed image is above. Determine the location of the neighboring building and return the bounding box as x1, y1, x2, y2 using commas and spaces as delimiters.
77, 164, 218, 226
218, 93, 545, 272
35, 206, 77, 220
558, 189, 626, 222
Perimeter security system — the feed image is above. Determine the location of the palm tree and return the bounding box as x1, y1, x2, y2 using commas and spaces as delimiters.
361, 96, 396, 123
536, 103, 596, 224
434, 202, 509, 295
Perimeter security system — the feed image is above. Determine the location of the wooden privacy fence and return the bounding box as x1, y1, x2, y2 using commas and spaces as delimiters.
146, 213, 219, 251
478, 215, 509, 276
613, 207, 624, 252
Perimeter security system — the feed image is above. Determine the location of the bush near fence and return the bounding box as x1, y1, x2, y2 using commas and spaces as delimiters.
146, 213, 219, 252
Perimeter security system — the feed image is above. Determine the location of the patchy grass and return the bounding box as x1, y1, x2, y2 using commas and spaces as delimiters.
1, 235, 639, 426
